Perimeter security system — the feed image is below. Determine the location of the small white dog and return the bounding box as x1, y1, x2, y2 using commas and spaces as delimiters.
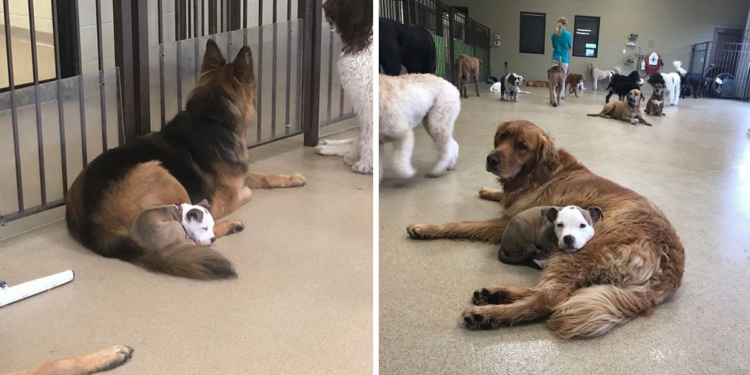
379, 73, 460, 179
589, 63, 621, 91
490, 82, 530, 95
659, 61, 683, 106
499, 73, 524, 101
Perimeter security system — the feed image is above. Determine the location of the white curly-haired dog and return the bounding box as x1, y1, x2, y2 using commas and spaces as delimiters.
379, 73, 460, 179
589, 63, 621, 90
661, 62, 682, 106
314, 0, 373, 174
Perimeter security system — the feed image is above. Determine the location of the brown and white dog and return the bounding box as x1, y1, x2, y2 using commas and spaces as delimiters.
454, 54, 482, 98
2, 345, 133, 375
565, 73, 585, 98
406, 120, 684, 338
547, 62, 565, 107
588, 89, 651, 126
645, 83, 666, 116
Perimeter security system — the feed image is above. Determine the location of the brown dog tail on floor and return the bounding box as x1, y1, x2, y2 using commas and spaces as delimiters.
586, 113, 600, 117
113, 238, 237, 280
546, 285, 653, 339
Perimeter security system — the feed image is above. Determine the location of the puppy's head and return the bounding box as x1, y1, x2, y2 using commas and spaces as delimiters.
486, 120, 557, 183
181, 200, 216, 246
652, 83, 665, 98
544, 205, 603, 252
627, 89, 642, 107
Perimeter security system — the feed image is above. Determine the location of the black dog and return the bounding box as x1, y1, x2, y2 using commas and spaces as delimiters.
379, 17, 436, 76
680, 73, 706, 98
605, 71, 642, 103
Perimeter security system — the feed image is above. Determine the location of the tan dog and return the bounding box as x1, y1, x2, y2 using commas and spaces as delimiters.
587, 89, 651, 126
645, 83, 666, 116
547, 62, 565, 107
454, 54, 481, 98
2, 346, 133, 375
565, 73, 585, 98
406, 120, 684, 339
526, 80, 550, 88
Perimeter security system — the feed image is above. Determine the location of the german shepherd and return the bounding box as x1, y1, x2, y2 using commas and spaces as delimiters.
65, 40, 306, 280
2, 345, 133, 375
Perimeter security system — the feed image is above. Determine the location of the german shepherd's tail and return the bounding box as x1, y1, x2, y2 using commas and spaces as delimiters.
112, 237, 237, 280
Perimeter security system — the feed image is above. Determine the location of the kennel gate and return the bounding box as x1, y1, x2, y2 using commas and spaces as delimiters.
0, 0, 353, 228
379, 0, 490, 83
690, 33, 750, 101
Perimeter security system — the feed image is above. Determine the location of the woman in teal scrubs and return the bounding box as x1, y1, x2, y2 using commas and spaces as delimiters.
551, 16, 572, 98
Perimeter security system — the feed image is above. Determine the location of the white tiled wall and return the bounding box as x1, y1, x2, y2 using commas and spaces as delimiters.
78, 0, 114, 74
0, 0, 54, 34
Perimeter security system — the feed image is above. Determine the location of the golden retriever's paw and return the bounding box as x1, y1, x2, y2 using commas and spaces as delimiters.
478, 187, 503, 201
630, 120, 637, 125
94, 345, 134, 372
406, 224, 433, 239
462, 308, 498, 330
285, 173, 306, 187
472, 288, 513, 306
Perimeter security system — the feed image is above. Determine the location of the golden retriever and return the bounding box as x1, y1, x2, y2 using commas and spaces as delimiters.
406, 120, 684, 338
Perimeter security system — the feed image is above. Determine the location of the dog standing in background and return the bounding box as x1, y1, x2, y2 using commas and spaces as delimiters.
379, 17, 436, 75
673, 60, 705, 99
565, 73, 585, 98
589, 63, 620, 90
500, 73, 524, 102
315, 0, 374, 174
454, 54, 482, 98
548, 62, 565, 107
660, 63, 682, 106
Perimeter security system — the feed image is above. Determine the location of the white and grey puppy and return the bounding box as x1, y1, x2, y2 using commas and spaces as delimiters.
544, 205, 603, 253
178, 202, 216, 246
589, 63, 621, 91
499, 73, 524, 102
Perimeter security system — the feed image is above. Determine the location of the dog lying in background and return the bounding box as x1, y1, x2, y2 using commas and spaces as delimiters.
526, 80, 549, 88
605, 70, 642, 103
379, 17, 436, 76
490, 83, 530, 95
497, 205, 603, 271
673, 60, 705, 98
589, 89, 651, 126
316, 0, 373, 174
454, 54, 482, 98
548, 63, 565, 107
379, 73, 460, 179
589, 63, 620, 90
500, 73, 524, 101
130, 200, 216, 255
2, 345, 133, 375
565, 73, 585, 98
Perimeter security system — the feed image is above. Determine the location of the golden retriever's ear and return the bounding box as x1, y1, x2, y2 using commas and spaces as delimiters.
494, 121, 511, 144
533, 131, 558, 182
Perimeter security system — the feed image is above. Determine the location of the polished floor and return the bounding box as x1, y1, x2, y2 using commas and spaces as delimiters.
0, 130, 373, 375
380, 85, 750, 374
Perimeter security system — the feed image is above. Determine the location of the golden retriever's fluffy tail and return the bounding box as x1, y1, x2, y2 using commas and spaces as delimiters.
547, 285, 653, 339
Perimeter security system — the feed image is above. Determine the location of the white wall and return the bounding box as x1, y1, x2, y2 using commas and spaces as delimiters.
0, 0, 54, 34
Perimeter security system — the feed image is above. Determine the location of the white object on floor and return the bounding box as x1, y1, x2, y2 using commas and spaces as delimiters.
0, 270, 75, 308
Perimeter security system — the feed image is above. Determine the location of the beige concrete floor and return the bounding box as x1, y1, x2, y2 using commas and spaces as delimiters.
379, 85, 750, 374
0, 131, 373, 375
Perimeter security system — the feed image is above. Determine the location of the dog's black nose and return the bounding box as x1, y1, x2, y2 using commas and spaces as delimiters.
211, 237, 216, 244
486, 154, 501, 168
563, 235, 575, 246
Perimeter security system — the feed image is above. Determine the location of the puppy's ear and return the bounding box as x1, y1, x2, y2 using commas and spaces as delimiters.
543, 207, 559, 223
588, 206, 604, 223
197, 199, 211, 209
202, 39, 226, 73
187, 208, 204, 223
533, 131, 558, 181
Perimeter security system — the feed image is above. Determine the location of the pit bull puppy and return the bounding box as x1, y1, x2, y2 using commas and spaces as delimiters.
130, 200, 216, 252
498, 205, 604, 270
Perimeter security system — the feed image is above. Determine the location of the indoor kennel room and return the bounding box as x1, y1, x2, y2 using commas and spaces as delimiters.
0, 0, 373, 374
379, 0, 750, 374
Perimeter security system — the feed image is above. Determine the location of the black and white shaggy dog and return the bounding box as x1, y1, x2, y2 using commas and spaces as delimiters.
379, 17, 436, 76
605, 70, 643, 103
673, 61, 706, 98
500, 73, 524, 102
315, 0, 373, 174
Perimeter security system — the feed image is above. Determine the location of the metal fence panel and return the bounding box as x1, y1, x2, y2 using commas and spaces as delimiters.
0, 67, 122, 225
320, 21, 355, 127
691, 40, 750, 100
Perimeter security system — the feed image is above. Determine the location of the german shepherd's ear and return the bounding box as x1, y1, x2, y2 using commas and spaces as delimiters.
187, 208, 204, 223
202, 39, 226, 73
233, 46, 255, 84
196, 199, 211, 209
